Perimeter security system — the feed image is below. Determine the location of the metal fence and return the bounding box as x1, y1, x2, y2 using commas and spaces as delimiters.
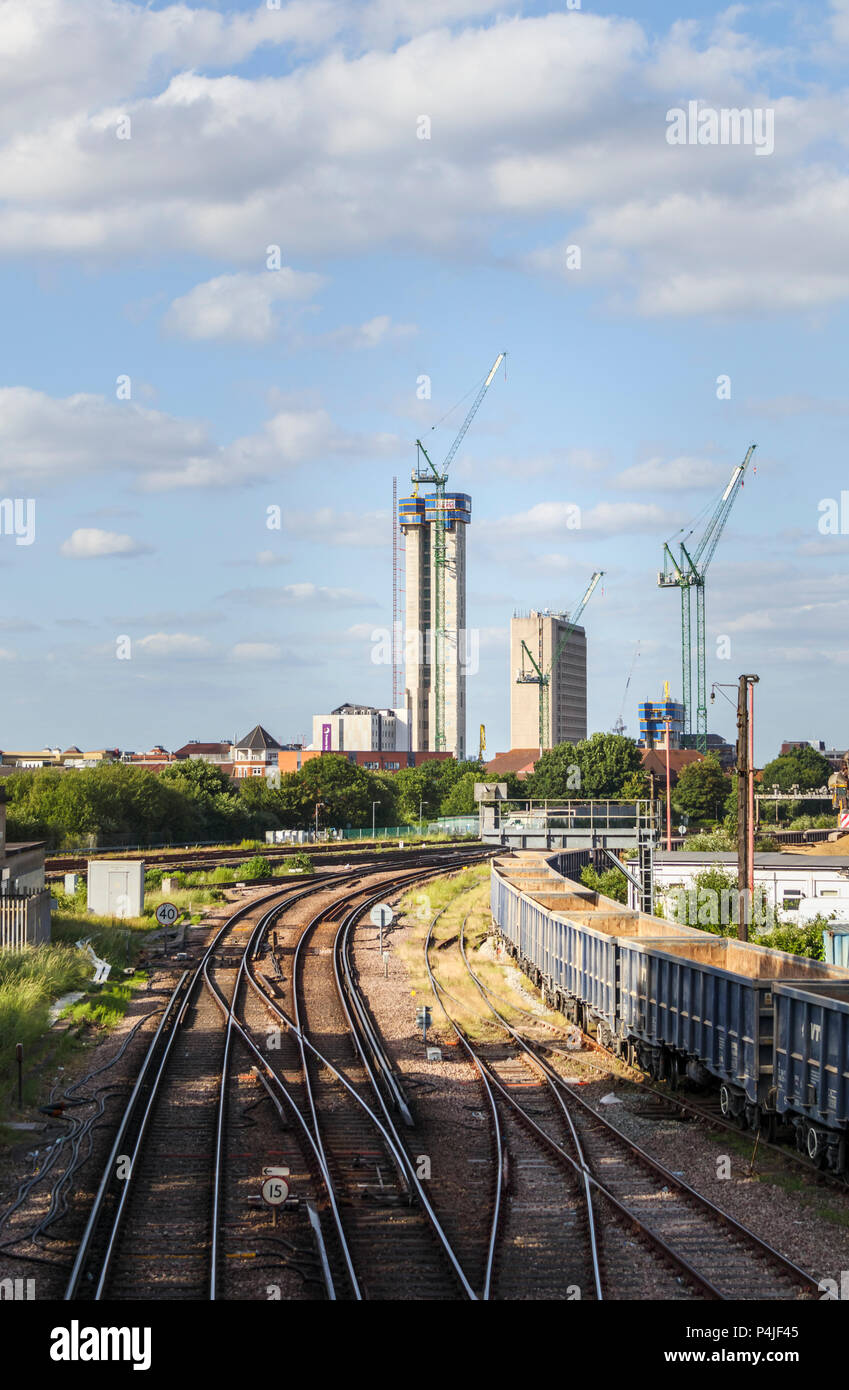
0, 887, 52, 948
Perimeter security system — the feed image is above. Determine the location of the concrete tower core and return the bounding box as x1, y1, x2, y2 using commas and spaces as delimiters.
399, 492, 470, 759
510, 612, 587, 750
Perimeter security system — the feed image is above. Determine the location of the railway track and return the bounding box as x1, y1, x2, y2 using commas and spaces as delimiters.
62, 849, 488, 1301
45, 839, 472, 879
451, 913, 821, 1302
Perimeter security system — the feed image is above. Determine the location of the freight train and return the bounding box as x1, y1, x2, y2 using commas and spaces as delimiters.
491, 852, 849, 1174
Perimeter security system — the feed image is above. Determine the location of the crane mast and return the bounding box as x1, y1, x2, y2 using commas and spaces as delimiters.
659, 444, 756, 751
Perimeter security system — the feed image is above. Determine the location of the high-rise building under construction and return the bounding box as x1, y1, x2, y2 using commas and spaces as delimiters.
510, 611, 588, 749
399, 491, 470, 760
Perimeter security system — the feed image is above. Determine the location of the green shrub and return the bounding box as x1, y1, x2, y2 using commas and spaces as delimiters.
238, 855, 273, 881
290, 852, 314, 874
580, 864, 628, 903
756, 920, 826, 961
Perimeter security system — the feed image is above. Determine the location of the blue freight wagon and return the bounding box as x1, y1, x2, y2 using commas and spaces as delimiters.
618, 935, 842, 1126
773, 979, 849, 1170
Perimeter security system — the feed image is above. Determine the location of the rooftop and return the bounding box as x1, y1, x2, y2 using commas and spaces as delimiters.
233, 724, 283, 752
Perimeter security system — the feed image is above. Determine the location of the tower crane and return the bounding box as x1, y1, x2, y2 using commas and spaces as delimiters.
516, 571, 604, 756
413, 351, 506, 752
612, 640, 641, 736
658, 444, 756, 752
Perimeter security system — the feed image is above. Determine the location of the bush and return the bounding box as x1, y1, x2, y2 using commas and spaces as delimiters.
685, 828, 735, 851
756, 920, 826, 961
209, 866, 236, 884
238, 855, 274, 881
580, 864, 628, 903
290, 852, 314, 875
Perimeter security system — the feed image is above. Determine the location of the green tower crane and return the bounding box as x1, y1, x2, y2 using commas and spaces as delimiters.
658, 444, 756, 752
413, 351, 505, 751
516, 571, 604, 755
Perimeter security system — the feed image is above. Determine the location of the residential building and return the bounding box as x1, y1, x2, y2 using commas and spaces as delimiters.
510, 613, 587, 750
278, 748, 454, 774
311, 703, 412, 754
173, 741, 232, 764
232, 725, 284, 779
484, 749, 539, 781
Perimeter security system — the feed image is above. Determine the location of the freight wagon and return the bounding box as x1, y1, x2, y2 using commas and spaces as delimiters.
491, 853, 849, 1168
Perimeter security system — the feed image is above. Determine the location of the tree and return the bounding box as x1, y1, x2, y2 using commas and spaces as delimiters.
760, 748, 831, 794
394, 758, 483, 823
620, 769, 651, 800
271, 755, 395, 829
524, 743, 578, 798
527, 733, 643, 799
439, 769, 482, 817
578, 732, 643, 797
673, 755, 731, 822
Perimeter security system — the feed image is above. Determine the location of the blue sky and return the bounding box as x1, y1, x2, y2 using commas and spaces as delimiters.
0, 0, 847, 763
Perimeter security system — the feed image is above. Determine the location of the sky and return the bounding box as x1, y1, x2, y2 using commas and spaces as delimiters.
0, 0, 847, 764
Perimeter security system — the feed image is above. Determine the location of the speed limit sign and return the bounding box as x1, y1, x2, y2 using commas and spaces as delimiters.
261, 1175, 289, 1206
155, 902, 179, 927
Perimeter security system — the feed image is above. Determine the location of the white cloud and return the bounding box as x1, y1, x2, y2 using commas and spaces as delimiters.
220, 583, 377, 608
582, 501, 683, 534
164, 269, 324, 343
613, 455, 729, 491
456, 446, 609, 482
60, 527, 152, 558
0, 387, 399, 492
282, 507, 388, 547
325, 315, 418, 349
255, 550, 290, 567
481, 498, 680, 540
230, 642, 283, 661
136, 632, 213, 658
0, 7, 844, 314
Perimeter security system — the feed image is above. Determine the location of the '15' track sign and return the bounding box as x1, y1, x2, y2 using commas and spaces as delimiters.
262, 1175, 289, 1206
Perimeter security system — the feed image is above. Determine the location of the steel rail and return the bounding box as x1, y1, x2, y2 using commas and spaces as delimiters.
423, 907, 503, 1301
66, 850, 487, 1302
63, 971, 189, 1300
222, 851, 485, 1301
333, 879, 485, 1297
67, 872, 367, 1302
432, 929, 723, 1299
466, 920, 820, 1298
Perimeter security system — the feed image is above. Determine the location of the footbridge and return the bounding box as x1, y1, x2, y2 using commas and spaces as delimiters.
476, 788, 660, 913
